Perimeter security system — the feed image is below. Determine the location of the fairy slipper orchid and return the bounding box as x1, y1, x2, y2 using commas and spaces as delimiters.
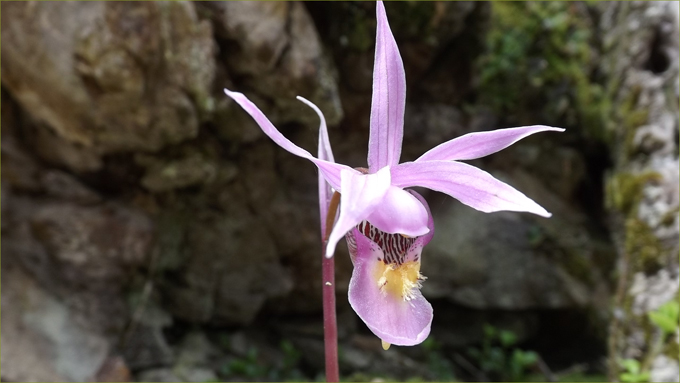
224, 1, 563, 347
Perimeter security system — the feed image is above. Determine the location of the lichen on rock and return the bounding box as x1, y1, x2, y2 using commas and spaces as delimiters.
597, 2, 680, 380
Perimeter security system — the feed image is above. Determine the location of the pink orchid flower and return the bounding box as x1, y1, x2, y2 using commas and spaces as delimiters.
224, 1, 563, 347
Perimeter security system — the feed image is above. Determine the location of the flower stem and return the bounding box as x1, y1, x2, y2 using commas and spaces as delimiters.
322, 251, 339, 382
322, 192, 341, 382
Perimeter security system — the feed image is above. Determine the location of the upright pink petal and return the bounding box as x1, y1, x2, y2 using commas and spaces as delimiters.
367, 1, 406, 173
296, 96, 336, 239
366, 186, 429, 238
326, 167, 391, 258
392, 160, 552, 217
225, 89, 353, 190
417, 125, 565, 162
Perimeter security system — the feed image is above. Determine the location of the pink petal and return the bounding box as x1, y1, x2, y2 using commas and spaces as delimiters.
403, 190, 435, 257
366, 186, 430, 238
297, 96, 335, 164
347, 225, 432, 346
416, 125, 565, 162
296, 96, 336, 238
325, 167, 391, 258
225, 89, 351, 190
367, 1, 406, 173
392, 160, 552, 217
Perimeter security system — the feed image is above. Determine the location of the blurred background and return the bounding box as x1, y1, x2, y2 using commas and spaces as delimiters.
2, 1, 679, 382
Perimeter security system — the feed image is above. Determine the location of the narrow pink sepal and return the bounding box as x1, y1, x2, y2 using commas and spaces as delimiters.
225, 89, 351, 191
417, 125, 565, 162
367, 1, 406, 173
392, 160, 552, 217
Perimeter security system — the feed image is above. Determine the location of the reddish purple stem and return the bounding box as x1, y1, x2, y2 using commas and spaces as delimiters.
322, 251, 339, 382
322, 192, 341, 382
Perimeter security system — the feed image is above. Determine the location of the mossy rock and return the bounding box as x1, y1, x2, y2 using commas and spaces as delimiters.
476, 1, 606, 136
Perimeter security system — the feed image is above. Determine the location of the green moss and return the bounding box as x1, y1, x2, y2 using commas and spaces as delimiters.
330, 3, 375, 52
659, 210, 677, 227
663, 332, 679, 361
477, 2, 608, 138
575, 73, 612, 143
331, 2, 439, 52
605, 170, 667, 273
624, 218, 666, 274
562, 247, 598, 285
612, 85, 652, 159
623, 108, 649, 151
623, 110, 649, 131
606, 171, 662, 216
384, 2, 437, 41
346, 18, 374, 52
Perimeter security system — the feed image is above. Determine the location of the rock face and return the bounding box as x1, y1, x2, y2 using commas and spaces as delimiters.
1, 1, 676, 382
598, 2, 680, 381
423, 174, 609, 311
205, 1, 343, 127
1, 1, 354, 379
1, 2, 215, 170
2, 261, 109, 382
305, 1, 487, 139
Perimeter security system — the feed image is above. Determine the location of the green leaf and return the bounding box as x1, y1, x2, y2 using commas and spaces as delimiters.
621, 359, 641, 375
499, 330, 518, 347
649, 311, 677, 334
648, 301, 679, 334
516, 350, 539, 366
620, 372, 650, 383
483, 324, 497, 338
